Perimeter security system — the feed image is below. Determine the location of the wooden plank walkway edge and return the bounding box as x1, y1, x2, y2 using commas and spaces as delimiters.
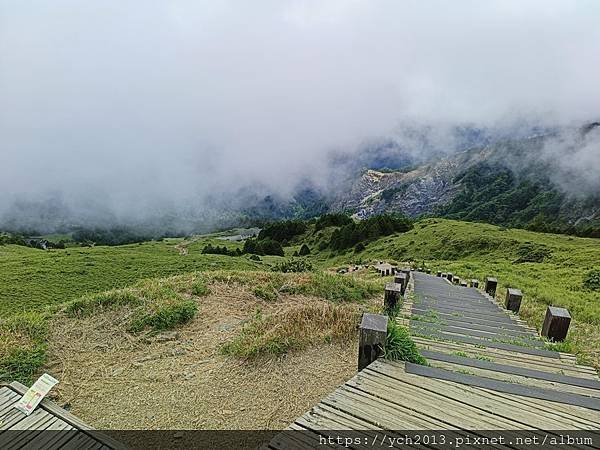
272, 269, 600, 443
2, 382, 127, 450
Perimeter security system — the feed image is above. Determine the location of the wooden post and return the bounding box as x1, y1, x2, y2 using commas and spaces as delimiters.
541, 307, 571, 342
394, 273, 407, 294
384, 282, 403, 311
358, 313, 388, 370
400, 268, 411, 282
485, 277, 498, 297
425, 268, 431, 274
437, 271, 442, 277
460, 281, 467, 287
453, 276, 460, 285
446, 272, 453, 281
441, 272, 447, 278
471, 279, 479, 288
505, 288, 523, 313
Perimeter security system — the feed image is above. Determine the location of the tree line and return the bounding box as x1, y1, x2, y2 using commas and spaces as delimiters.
329, 213, 413, 251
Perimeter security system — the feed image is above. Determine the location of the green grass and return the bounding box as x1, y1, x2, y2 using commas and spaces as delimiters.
383, 320, 427, 365
3, 217, 599, 376
0, 238, 268, 318
252, 285, 279, 302
306, 218, 600, 369
0, 312, 49, 384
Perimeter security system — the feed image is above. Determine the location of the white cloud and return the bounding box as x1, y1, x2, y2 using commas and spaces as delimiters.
0, 0, 599, 223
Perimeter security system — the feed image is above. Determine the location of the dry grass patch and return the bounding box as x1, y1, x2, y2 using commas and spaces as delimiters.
45, 284, 362, 429
222, 302, 362, 358
2, 269, 379, 384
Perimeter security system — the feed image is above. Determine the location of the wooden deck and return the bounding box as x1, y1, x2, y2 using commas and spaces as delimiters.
270, 271, 600, 447
0, 382, 125, 450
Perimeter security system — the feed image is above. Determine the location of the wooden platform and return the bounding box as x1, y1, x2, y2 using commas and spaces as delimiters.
271, 272, 600, 447
0, 382, 125, 450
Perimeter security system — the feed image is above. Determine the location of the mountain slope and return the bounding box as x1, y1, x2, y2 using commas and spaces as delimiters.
330, 129, 600, 236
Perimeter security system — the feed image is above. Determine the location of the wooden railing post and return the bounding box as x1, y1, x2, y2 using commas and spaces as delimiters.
485, 277, 498, 297
384, 282, 403, 311
358, 313, 388, 370
505, 288, 523, 313
541, 307, 571, 342
446, 272, 453, 281
394, 273, 407, 295
471, 279, 479, 288
400, 268, 411, 282
437, 271, 442, 277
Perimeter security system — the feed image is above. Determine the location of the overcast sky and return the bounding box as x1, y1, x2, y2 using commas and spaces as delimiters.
1, 0, 599, 221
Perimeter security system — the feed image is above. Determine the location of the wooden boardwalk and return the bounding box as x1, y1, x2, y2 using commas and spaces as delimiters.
0, 382, 124, 450
271, 271, 600, 447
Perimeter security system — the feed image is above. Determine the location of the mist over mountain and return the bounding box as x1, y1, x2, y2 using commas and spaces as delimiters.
1, 1, 599, 236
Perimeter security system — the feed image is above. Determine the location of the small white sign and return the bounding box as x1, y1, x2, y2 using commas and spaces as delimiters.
13, 373, 59, 415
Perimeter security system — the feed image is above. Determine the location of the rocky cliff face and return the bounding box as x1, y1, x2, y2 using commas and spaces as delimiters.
329, 130, 600, 235
331, 148, 489, 218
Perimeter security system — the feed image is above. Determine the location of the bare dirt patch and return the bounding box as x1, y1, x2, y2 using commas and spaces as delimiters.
45, 283, 364, 429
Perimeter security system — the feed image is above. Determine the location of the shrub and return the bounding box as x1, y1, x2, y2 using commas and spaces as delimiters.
271, 258, 313, 273
253, 285, 278, 302
329, 213, 412, 250
243, 238, 284, 256
298, 243, 311, 256
202, 243, 242, 257
128, 300, 198, 332
257, 220, 307, 242
583, 269, 600, 291
514, 242, 552, 263
383, 320, 427, 365
315, 213, 353, 230
191, 280, 210, 296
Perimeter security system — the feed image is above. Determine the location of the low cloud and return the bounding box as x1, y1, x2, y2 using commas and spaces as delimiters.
538, 125, 600, 197
1, 0, 599, 230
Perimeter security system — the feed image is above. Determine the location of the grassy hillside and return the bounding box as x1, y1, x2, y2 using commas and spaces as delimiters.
307, 218, 600, 367
2, 217, 599, 380
0, 237, 271, 317
437, 161, 600, 237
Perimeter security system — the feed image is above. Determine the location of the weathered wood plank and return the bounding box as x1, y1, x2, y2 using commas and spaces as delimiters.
367, 360, 598, 429
413, 337, 599, 377
420, 349, 600, 389
404, 362, 600, 411
309, 403, 381, 430
2, 416, 61, 450
426, 359, 600, 398
475, 387, 600, 425
5, 422, 73, 450
355, 369, 533, 429
7, 383, 125, 450
8, 383, 92, 431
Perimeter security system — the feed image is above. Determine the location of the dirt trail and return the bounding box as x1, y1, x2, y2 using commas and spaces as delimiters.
45, 286, 358, 429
